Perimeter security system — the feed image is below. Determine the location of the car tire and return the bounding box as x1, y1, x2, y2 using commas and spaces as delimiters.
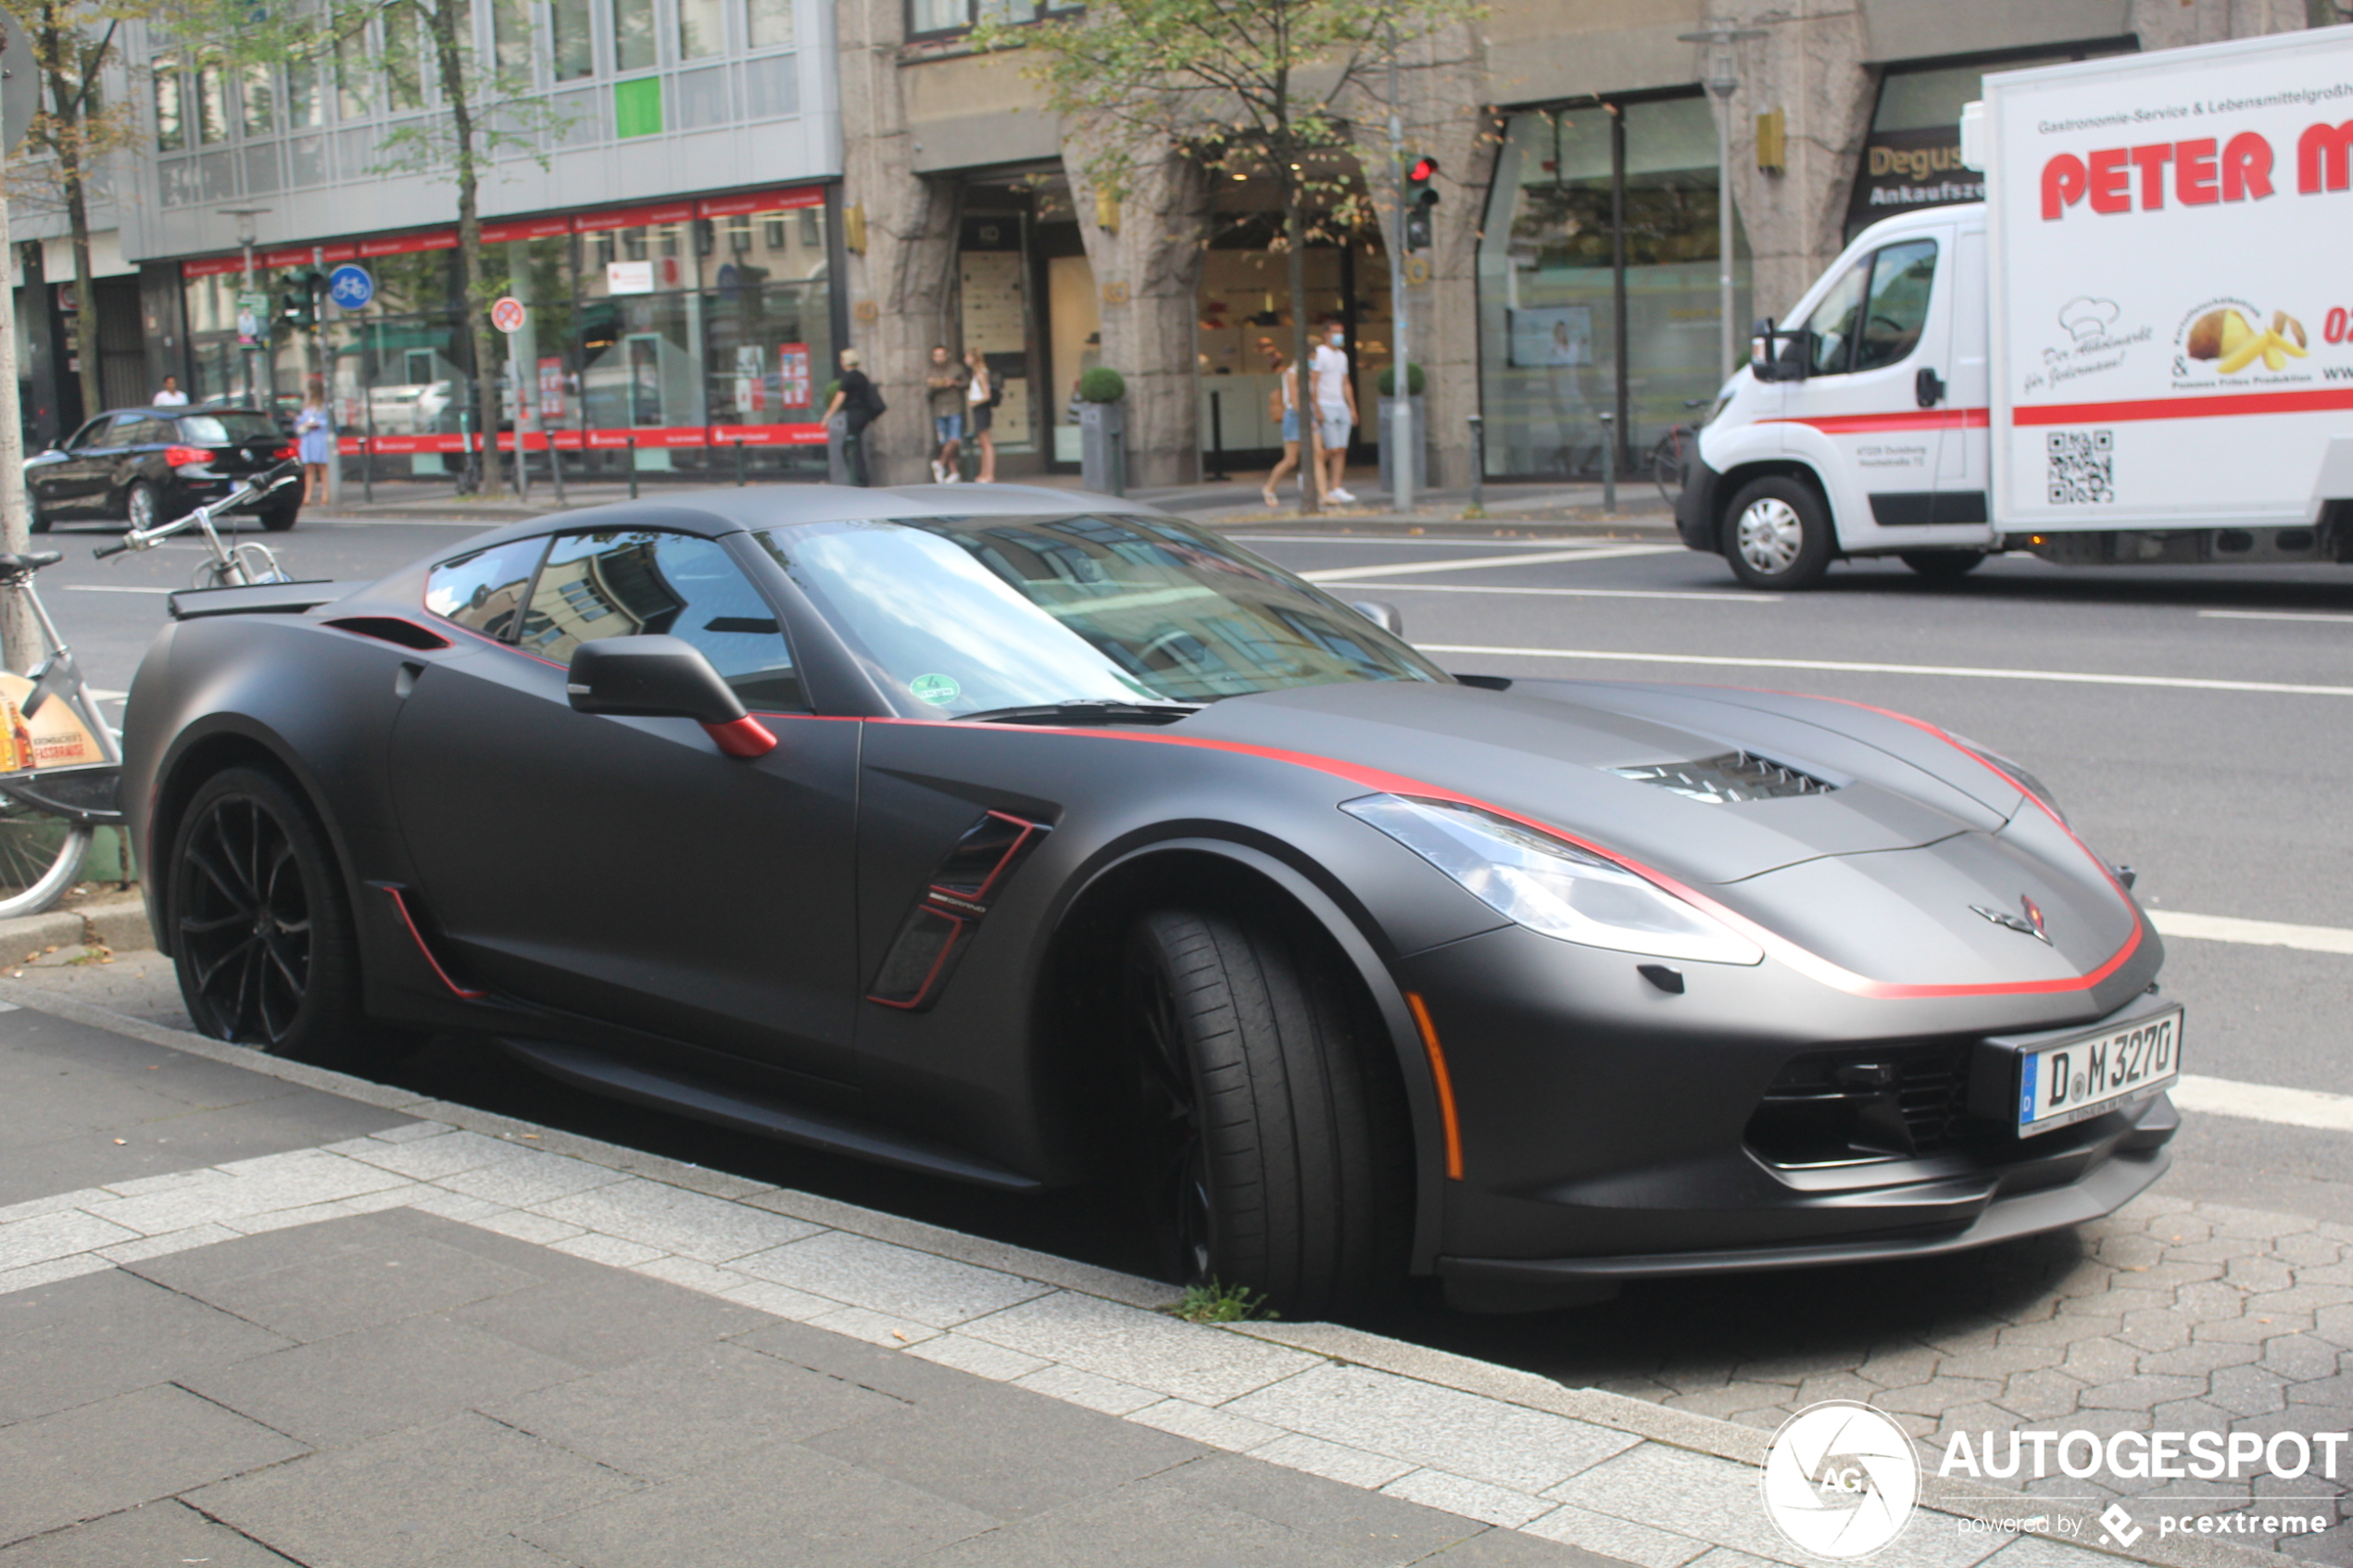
1723, 475, 1834, 590
124, 480, 158, 533
1121, 908, 1407, 1318
169, 765, 409, 1067
1900, 549, 1985, 580
258, 503, 300, 533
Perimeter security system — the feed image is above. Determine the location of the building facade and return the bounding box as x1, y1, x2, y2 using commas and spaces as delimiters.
6, 0, 2323, 485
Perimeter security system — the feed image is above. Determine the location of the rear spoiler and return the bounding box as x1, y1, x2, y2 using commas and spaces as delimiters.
168, 580, 364, 621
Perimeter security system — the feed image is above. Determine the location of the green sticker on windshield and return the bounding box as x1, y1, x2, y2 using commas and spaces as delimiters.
910, 673, 963, 706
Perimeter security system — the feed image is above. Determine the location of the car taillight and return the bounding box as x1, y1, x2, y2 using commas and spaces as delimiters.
164, 445, 210, 469
275, 444, 296, 460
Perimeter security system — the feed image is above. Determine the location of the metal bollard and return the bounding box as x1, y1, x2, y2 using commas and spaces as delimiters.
1206, 391, 1229, 482
1467, 413, 1485, 511
628, 435, 639, 500
362, 395, 376, 505
1597, 409, 1617, 515
735, 436, 748, 486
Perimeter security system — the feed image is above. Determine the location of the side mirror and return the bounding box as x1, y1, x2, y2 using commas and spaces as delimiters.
567, 634, 776, 758
1350, 599, 1404, 637
1749, 319, 1812, 383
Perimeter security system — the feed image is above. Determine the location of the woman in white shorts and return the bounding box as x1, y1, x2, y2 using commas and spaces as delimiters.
963, 347, 997, 484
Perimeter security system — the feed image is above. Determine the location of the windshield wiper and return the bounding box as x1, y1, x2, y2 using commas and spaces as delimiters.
959, 699, 1202, 726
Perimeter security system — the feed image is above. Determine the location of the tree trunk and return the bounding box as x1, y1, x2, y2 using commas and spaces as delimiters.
1283, 182, 1319, 517
424, 0, 502, 493
39, 7, 103, 423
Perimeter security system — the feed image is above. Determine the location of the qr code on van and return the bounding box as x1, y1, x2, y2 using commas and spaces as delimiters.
2047, 431, 2114, 504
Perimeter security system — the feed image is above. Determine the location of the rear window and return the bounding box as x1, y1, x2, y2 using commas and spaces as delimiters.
177, 413, 282, 445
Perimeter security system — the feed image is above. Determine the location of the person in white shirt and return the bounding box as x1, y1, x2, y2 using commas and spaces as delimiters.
151, 376, 189, 407
1309, 322, 1357, 504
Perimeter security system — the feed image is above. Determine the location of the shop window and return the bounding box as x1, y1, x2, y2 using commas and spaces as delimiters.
1475, 96, 1750, 479
748, 0, 792, 48
335, 33, 371, 119
678, 0, 723, 58
493, 0, 534, 75
240, 65, 275, 135
286, 57, 322, 127
155, 62, 184, 151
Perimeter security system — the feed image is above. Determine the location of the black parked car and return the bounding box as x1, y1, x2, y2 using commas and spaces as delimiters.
120, 489, 2180, 1315
25, 407, 301, 534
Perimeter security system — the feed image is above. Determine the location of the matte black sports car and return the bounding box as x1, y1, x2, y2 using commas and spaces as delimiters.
121, 487, 2181, 1314
26, 408, 301, 534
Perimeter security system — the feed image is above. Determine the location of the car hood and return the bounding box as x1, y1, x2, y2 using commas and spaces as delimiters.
1176, 677, 2031, 886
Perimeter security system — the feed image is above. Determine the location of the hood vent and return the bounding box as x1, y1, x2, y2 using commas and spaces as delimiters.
1610, 750, 1836, 805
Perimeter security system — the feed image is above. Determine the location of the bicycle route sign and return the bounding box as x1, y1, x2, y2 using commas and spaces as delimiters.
327, 264, 374, 310
491, 296, 527, 334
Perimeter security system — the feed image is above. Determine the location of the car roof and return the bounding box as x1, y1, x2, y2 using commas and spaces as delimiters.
101, 406, 271, 418
437, 483, 1168, 553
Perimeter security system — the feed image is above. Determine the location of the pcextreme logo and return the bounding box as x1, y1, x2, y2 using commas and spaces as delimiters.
1760, 1402, 1921, 1559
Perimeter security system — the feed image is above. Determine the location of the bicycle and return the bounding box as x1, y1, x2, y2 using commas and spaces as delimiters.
1649, 399, 1714, 509
92, 462, 302, 588
0, 464, 306, 916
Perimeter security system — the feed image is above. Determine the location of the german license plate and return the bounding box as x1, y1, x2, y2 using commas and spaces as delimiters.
2016, 1005, 2183, 1136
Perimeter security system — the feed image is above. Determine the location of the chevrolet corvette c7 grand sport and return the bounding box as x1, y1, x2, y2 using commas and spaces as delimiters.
120, 486, 2182, 1314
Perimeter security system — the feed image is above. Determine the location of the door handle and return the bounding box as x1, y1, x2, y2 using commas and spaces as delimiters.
1915, 368, 1945, 408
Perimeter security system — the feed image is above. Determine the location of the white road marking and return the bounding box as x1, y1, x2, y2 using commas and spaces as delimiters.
1416, 644, 2353, 697
1318, 582, 1779, 604
58, 584, 173, 595
2171, 1075, 2353, 1133
2149, 909, 2353, 956
2197, 609, 2353, 623
1237, 534, 1655, 548
1300, 546, 1677, 583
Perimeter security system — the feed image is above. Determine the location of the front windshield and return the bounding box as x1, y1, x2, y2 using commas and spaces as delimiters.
757, 513, 1448, 717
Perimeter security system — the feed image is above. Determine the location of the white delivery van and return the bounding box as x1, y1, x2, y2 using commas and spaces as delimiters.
1678, 25, 2353, 587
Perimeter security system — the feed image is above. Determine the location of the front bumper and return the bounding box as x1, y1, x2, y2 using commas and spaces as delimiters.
1674, 453, 1721, 551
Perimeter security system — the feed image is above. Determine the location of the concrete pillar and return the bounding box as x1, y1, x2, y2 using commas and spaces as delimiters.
1059, 142, 1209, 489
836, 0, 962, 485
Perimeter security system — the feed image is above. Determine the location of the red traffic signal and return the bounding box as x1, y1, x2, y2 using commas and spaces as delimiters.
1408, 156, 1438, 184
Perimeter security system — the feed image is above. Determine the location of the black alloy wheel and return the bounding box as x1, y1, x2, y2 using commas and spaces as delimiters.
1120, 909, 1408, 1318
170, 766, 382, 1063
125, 481, 158, 533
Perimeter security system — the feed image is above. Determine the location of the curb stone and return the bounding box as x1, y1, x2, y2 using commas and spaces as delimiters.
0, 979, 2320, 1568
0, 894, 152, 967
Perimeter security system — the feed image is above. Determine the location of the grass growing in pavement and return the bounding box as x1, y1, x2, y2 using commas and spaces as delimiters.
1173, 1279, 1277, 1323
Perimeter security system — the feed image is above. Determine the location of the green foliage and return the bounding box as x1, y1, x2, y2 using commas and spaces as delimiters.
1173, 1278, 1277, 1323
1076, 366, 1128, 404
1377, 363, 1426, 396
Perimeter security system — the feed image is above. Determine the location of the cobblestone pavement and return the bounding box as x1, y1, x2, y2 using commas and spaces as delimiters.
1381, 1190, 2353, 1565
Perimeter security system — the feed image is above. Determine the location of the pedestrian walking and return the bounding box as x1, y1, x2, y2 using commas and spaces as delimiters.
925, 345, 969, 483
963, 347, 997, 483
822, 347, 884, 487
152, 375, 189, 408
1257, 338, 1315, 508
294, 381, 333, 505
1310, 320, 1358, 504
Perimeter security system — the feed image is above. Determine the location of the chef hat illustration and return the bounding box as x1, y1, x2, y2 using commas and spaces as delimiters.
2057, 296, 2120, 344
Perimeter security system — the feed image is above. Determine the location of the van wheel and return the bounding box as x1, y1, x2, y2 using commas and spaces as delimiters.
1724, 477, 1833, 590
1121, 909, 1407, 1319
1900, 550, 1984, 579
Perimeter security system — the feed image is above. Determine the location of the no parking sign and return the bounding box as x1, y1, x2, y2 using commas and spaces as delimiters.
491, 296, 526, 334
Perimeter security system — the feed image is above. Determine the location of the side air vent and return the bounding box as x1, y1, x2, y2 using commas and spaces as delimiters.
326, 616, 453, 651
1609, 750, 1835, 804
868, 810, 1051, 1011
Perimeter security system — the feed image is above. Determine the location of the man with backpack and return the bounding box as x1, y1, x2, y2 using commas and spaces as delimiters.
822, 347, 885, 486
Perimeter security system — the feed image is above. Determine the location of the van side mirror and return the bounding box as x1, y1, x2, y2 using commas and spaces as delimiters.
1749, 319, 1812, 383
567, 634, 776, 758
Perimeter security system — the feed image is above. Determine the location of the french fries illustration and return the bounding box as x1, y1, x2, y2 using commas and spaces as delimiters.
2190, 306, 2306, 375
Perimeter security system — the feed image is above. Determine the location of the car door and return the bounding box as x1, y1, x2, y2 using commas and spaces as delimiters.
34, 417, 113, 517
387, 527, 863, 1090
1778, 232, 1960, 542
103, 416, 172, 517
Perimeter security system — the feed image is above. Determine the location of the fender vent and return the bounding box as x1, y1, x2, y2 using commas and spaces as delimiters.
867, 811, 1050, 1011
1610, 750, 1834, 804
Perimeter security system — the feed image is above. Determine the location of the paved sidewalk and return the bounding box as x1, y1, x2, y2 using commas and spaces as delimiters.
0, 988, 2328, 1568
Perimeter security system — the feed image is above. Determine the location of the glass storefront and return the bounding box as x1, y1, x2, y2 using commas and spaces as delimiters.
180, 185, 835, 480
1477, 95, 1750, 479
1194, 227, 1390, 461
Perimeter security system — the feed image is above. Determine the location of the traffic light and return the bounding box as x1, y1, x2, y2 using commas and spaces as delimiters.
279, 270, 324, 332
1403, 157, 1441, 252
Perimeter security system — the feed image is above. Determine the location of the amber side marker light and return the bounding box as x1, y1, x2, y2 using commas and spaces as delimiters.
1403, 992, 1464, 1181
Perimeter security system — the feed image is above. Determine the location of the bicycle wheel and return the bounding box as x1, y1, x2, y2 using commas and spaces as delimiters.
0, 797, 91, 919
1652, 428, 1692, 508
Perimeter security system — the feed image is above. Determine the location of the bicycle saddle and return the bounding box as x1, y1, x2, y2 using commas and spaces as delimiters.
0, 552, 61, 573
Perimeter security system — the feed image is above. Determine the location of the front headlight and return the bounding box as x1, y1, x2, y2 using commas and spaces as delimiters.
1342, 795, 1763, 966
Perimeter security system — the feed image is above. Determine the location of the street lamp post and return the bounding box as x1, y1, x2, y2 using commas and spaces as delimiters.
1677, 24, 1764, 380
220, 207, 272, 406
